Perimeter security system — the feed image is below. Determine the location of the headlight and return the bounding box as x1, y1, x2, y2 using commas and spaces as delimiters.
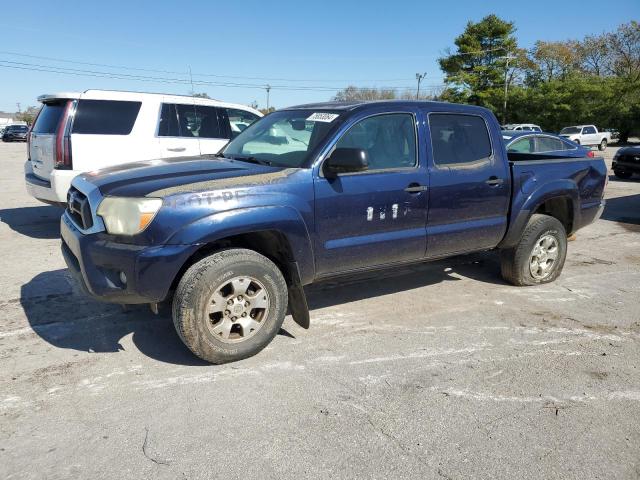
97, 197, 162, 235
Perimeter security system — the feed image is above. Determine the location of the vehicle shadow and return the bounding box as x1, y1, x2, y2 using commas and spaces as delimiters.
601, 193, 640, 228
21, 252, 505, 365
0, 206, 64, 239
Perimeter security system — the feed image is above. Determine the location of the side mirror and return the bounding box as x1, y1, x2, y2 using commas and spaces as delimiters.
324, 148, 368, 175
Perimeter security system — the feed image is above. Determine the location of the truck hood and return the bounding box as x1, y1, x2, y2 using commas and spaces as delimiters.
79, 155, 292, 198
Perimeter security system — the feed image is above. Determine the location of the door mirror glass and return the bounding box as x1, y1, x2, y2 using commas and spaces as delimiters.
324, 148, 368, 175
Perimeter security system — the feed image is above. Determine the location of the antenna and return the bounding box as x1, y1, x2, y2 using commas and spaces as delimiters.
415, 73, 426, 99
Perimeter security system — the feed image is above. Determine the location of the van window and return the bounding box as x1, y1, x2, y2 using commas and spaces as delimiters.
72, 100, 141, 135
32, 102, 66, 134
226, 108, 260, 138
158, 104, 225, 138
429, 114, 492, 166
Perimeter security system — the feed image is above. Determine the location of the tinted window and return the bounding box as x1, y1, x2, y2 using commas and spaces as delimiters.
159, 103, 225, 138
508, 137, 535, 153
583, 126, 596, 134
536, 136, 565, 152
430, 114, 492, 166
335, 113, 416, 170
226, 108, 260, 139
157, 103, 179, 136
32, 102, 65, 134
72, 100, 141, 135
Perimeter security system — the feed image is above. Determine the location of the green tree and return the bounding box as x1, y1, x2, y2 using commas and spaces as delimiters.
438, 14, 519, 111
16, 106, 39, 126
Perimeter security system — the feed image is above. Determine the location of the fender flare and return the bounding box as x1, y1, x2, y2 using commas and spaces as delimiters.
499, 180, 580, 249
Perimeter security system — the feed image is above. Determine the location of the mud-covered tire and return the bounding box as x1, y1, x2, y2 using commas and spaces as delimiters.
614, 169, 632, 179
172, 248, 288, 364
500, 214, 567, 286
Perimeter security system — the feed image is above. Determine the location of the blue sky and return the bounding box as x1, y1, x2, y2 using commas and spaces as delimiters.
0, 0, 637, 112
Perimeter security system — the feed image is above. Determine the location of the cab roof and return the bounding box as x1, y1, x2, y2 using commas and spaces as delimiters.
284, 100, 493, 115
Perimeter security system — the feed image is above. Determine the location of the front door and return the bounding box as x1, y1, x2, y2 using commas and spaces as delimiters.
313, 112, 428, 276
425, 112, 510, 258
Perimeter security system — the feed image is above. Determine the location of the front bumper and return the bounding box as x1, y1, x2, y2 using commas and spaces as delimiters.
24, 161, 79, 205
61, 212, 200, 304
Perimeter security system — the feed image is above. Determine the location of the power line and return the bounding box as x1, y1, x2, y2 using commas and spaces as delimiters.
0, 59, 448, 93
0, 50, 415, 84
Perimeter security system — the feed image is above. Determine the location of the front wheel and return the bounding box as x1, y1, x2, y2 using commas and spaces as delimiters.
500, 214, 567, 286
172, 248, 288, 364
599, 139, 607, 151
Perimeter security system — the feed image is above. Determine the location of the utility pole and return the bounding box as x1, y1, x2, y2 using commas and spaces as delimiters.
265, 85, 271, 111
415, 73, 426, 100
500, 53, 517, 124
16, 102, 21, 113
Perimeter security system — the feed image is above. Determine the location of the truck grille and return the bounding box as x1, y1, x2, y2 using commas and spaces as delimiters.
66, 187, 94, 230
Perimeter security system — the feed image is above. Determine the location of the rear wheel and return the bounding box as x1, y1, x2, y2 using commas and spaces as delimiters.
614, 169, 633, 179
172, 248, 288, 364
599, 139, 607, 151
500, 214, 567, 286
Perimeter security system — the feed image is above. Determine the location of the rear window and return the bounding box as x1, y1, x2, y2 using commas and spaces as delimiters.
429, 113, 492, 166
32, 102, 66, 134
72, 100, 141, 135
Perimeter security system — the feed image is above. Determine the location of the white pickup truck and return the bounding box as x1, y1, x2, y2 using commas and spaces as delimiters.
559, 125, 611, 151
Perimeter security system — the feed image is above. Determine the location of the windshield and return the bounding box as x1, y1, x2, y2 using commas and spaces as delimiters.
222, 110, 342, 167
560, 127, 581, 134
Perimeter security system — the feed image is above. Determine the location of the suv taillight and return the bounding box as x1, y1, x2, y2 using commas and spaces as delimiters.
54, 100, 75, 170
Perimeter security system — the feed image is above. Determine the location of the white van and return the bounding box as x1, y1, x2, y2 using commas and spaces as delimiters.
25, 90, 262, 204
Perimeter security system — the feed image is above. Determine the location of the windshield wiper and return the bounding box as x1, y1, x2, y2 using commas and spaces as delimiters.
229, 155, 273, 166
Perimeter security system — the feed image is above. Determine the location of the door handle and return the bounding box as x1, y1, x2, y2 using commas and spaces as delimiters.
485, 176, 504, 186
404, 183, 428, 193
167, 147, 186, 152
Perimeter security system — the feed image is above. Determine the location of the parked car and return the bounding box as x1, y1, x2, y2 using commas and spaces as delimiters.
559, 125, 611, 150
603, 128, 620, 140
24, 90, 262, 205
2, 124, 29, 142
502, 131, 595, 158
501, 123, 542, 132
612, 146, 640, 179
61, 101, 607, 364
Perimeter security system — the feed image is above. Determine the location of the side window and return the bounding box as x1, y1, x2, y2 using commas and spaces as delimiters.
429, 114, 492, 166
535, 136, 564, 152
508, 137, 534, 153
72, 100, 141, 135
158, 103, 179, 136
226, 108, 260, 139
159, 104, 224, 138
583, 126, 596, 134
334, 113, 416, 170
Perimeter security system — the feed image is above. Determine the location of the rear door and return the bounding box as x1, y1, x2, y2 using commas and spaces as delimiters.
425, 112, 510, 258
29, 100, 69, 180
313, 110, 428, 276
157, 102, 201, 158
582, 126, 598, 145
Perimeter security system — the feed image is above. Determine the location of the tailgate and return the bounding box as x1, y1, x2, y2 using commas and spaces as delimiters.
29, 100, 69, 181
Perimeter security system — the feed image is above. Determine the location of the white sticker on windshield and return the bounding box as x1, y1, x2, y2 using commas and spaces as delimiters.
307, 112, 339, 123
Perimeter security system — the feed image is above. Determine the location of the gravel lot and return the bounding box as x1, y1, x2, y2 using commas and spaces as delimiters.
1, 141, 639, 479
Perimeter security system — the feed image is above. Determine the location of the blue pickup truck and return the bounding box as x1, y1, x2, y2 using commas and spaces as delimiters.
60, 101, 607, 363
